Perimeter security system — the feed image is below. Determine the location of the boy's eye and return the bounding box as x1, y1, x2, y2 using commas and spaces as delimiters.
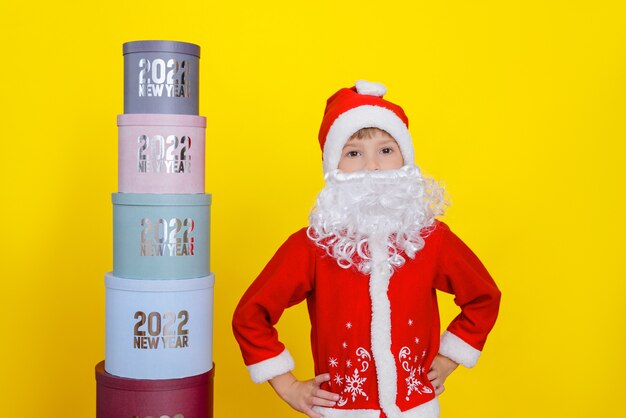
381, 147, 393, 154
346, 150, 360, 157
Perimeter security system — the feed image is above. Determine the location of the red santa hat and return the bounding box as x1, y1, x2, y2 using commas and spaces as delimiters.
318, 80, 415, 173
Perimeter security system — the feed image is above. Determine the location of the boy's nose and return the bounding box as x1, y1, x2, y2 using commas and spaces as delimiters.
364, 157, 380, 171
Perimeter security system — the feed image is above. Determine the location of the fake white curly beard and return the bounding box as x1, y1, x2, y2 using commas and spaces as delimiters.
307, 165, 448, 273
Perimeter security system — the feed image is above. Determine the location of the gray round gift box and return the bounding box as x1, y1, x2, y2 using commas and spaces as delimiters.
123, 40, 200, 115
113, 193, 211, 279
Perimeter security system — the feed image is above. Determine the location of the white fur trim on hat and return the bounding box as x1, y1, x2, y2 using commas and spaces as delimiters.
355, 80, 387, 97
322, 105, 414, 174
439, 330, 481, 368
246, 349, 295, 383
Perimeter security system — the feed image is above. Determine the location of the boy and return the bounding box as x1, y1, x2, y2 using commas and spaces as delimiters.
232, 81, 501, 418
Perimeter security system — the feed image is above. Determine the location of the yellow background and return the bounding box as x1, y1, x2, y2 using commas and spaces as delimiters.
1, 1, 625, 417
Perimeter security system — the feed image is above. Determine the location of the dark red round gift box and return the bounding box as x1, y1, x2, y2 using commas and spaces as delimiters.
95, 361, 214, 418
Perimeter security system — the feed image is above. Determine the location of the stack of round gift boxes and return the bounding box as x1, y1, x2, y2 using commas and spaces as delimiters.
95, 40, 214, 418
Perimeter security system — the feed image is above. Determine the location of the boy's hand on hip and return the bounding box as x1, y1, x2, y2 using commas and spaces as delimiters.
270, 372, 339, 418
428, 354, 458, 396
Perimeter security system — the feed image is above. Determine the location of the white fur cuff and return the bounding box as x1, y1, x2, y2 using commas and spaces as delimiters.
247, 349, 295, 383
439, 331, 481, 368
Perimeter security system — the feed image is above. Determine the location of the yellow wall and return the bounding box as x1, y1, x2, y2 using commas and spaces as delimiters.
1, 1, 624, 417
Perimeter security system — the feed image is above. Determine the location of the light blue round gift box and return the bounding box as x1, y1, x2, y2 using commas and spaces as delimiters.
113, 193, 210, 279
105, 272, 214, 379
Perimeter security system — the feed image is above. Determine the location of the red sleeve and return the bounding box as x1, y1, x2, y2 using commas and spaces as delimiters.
433, 222, 501, 367
232, 228, 316, 382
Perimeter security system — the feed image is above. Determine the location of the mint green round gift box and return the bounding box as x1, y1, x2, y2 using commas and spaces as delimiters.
113, 193, 211, 279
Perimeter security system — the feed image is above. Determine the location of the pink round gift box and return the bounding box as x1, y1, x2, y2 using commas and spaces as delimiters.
118, 114, 206, 194
96, 361, 214, 418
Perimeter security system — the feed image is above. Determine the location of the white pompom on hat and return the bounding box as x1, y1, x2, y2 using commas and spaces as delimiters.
318, 80, 414, 173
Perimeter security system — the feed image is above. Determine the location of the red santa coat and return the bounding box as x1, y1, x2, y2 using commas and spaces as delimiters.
232, 220, 501, 418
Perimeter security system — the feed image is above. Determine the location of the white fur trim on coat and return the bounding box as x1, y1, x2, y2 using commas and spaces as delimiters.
313, 397, 439, 418
368, 236, 403, 418
246, 348, 295, 383
313, 407, 381, 418
439, 330, 481, 368
322, 105, 414, 174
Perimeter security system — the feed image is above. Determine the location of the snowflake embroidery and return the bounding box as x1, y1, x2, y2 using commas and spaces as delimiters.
334, 373, 344, 386
404, 366, 432, 400
399, 346, 433, 401
342, 341, 348, 349
422, 350, 427, 358
343, 369, 368, 402
329, 357, 338, 368
346, 359, 352, 368
346, 322, 352, 329
414, 337, 420, 345
408, 319, 414, 326
405, 367, 421, 400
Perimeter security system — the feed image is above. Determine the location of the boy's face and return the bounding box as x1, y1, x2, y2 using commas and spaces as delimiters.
337, 130, 404, 173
